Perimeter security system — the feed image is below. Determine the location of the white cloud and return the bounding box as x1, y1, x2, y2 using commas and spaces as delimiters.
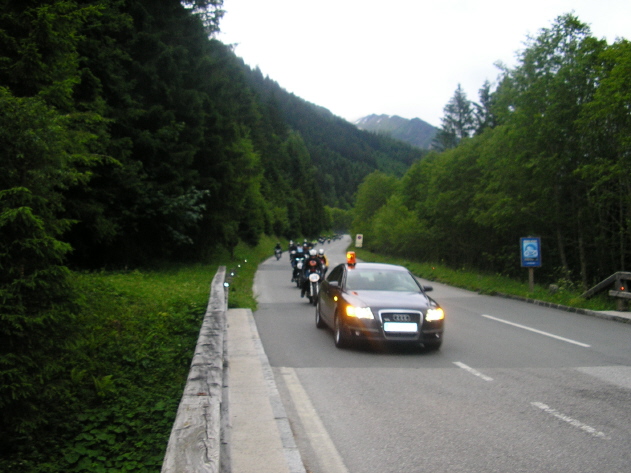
218, 0, 631, 127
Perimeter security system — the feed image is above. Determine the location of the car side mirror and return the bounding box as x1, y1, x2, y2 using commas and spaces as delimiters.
328, 281, 339, 288
423, 285, 433, 292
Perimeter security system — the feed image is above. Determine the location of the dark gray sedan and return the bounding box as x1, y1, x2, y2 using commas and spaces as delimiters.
315, 260, 445, 349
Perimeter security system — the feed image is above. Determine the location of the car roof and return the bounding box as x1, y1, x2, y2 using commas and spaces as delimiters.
345, 262, 409, 272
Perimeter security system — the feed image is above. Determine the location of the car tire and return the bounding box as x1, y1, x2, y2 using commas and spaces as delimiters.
334, 313, 350, 349
315, 302, 326, 329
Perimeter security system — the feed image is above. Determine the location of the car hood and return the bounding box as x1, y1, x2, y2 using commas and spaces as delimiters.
346, 290, 433, 310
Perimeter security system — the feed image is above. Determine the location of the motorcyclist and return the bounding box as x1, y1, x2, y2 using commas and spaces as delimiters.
317, 248, 329, 278
291, 245, 305, 282
274, 242, 282, 259
301, 249, 324, 298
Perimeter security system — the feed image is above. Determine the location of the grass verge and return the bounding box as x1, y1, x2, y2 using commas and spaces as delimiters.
1, 236, 279, 473
354, 248, 618, 312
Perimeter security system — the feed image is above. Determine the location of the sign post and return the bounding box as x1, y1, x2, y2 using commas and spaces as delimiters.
355, 234, 363, 248
520, 237, 541, 292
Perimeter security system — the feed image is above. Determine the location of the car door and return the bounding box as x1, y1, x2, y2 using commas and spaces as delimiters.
319, 264, 344, 324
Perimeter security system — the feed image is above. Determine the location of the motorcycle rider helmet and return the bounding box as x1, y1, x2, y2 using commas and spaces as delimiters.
309, 249, 317, 256
318, 249, 325, 255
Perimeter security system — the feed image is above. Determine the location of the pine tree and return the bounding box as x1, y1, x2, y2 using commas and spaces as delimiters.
432, 84, 475, 151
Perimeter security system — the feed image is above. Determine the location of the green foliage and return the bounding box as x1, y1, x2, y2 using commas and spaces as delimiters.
351, 170, 400, 242
2, 0, 416, 270
432, 83, 475, 151
371, 194, 427, 257
0, 234, 277, 470
242, 68, 427, 209
0, 87, 98, 439
326, 206, 353, 233
0, 260, 234, 471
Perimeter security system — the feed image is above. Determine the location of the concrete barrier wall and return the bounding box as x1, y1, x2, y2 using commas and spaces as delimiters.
162, 266, 227, 473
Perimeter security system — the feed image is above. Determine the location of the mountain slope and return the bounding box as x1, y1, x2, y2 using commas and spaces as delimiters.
355, 114, 437, 149
241, 67, 428, 208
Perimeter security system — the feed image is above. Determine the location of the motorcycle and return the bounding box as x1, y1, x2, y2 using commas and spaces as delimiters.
274, 248, 282, 260
301, 258, 323, 305
292, 254, 305, 286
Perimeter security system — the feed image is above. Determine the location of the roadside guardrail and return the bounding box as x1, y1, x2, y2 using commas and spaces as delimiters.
161, 266, 229, 473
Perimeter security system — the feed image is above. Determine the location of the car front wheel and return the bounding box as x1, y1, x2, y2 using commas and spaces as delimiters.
315, 302, 326, 329
334, 313, 351, 349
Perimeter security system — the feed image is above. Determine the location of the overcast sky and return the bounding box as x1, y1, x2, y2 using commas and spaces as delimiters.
217, 0, 631, 127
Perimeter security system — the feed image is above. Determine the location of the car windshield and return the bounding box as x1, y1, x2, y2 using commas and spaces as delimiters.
345, 269, 420, 292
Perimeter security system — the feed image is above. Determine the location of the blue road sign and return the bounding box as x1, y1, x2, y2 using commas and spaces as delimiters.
520, 237, 541, 267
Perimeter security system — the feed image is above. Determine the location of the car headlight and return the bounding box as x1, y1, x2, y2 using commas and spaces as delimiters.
345, 305, 373, 319
425, 307, 445, 321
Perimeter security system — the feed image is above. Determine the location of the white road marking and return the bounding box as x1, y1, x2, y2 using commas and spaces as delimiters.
280, 367, 350, 473
453, 361, 494, 381
482, 314, 591, 347
531, 402, 609, 439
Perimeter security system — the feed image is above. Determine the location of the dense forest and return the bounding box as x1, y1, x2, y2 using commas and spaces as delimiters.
1, 0, 424, 270
352, 14, 631, 290
242, 67, 427, 208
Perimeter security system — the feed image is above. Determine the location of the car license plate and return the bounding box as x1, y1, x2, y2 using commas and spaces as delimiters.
383, 322, 418, 333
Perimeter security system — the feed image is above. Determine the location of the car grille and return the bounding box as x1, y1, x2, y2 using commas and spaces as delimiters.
379, 310, 422, 339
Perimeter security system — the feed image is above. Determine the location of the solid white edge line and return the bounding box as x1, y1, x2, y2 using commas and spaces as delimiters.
531, 402, 608, 439
280, 367, 351, 473
453, 361, 494, 381
481, 314, 591, 347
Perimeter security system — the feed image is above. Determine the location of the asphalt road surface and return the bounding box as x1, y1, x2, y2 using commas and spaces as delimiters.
253, 236, 631, 473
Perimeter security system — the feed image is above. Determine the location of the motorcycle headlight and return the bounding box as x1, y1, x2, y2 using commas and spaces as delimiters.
345, 305, 373, 319
308, 273, 320, 282
425, 307, 445, 321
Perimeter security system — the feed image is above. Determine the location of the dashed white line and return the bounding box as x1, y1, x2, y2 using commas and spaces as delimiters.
453, 361, 494, 381
531, 402, 608, 439
482, 314, 591, 347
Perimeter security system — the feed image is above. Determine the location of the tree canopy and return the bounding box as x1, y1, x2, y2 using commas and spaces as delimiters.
353, 14, 631, 289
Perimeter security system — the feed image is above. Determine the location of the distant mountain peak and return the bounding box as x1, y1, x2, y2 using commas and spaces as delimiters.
354, 114, 437, 149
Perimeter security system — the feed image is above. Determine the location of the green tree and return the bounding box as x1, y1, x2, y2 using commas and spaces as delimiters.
473, 80, 495, 135
576, 39, 631, 273
351, 171, 399, 246
371, 194, 427, 257
489, 13, 606, 286
0, 87, 94, 441
326, 206, 353, 233
432, 84, 475, 151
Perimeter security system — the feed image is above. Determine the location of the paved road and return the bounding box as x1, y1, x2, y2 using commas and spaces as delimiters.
252, 236, 631, 473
